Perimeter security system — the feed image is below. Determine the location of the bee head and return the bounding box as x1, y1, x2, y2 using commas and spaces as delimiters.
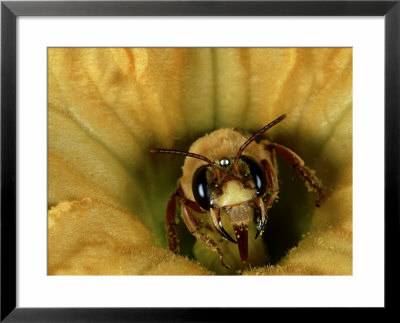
191, 156, 267, 211
190, 155, 268, 263
189, 112, 287, 213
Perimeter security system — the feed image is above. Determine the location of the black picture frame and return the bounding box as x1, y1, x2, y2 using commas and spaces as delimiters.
1, 0, 398, 321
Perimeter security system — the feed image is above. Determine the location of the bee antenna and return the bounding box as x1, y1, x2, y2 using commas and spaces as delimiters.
233, 114, 287, 172
150, 148, 221, 178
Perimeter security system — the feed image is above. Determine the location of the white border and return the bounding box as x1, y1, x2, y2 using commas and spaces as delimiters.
17, 17, 384, 307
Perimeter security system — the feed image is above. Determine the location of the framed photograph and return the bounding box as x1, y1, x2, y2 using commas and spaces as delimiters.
1, 0, 398, 320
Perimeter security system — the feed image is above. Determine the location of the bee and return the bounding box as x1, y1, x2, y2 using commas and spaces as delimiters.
151, 114, 324, 269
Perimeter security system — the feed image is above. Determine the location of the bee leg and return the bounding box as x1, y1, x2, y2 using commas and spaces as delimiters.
254, 159, 279, 238
165, 188, 180, 253
260, 158, 279, 195
254, 196, 267, 239
180, 201, 230, 269
266, 143, 325, 207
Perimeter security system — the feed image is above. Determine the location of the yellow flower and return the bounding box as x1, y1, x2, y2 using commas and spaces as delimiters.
48, 48, 352, 275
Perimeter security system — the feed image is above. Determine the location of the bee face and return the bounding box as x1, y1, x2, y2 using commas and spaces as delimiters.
187, 146, 270, 264
180, 128, 268, 203
191, 156, 267, 212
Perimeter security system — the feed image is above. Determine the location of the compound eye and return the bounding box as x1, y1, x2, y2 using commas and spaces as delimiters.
241, 156, 267, 196
192, 166, 212, 211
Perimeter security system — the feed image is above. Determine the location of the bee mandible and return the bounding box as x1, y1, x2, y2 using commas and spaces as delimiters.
151, 114, 324, 269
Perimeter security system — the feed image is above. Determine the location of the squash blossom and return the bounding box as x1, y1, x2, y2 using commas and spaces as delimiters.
48, 48, 352, 275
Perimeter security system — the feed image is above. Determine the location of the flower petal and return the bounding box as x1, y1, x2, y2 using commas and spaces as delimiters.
48, 198, 210, 275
